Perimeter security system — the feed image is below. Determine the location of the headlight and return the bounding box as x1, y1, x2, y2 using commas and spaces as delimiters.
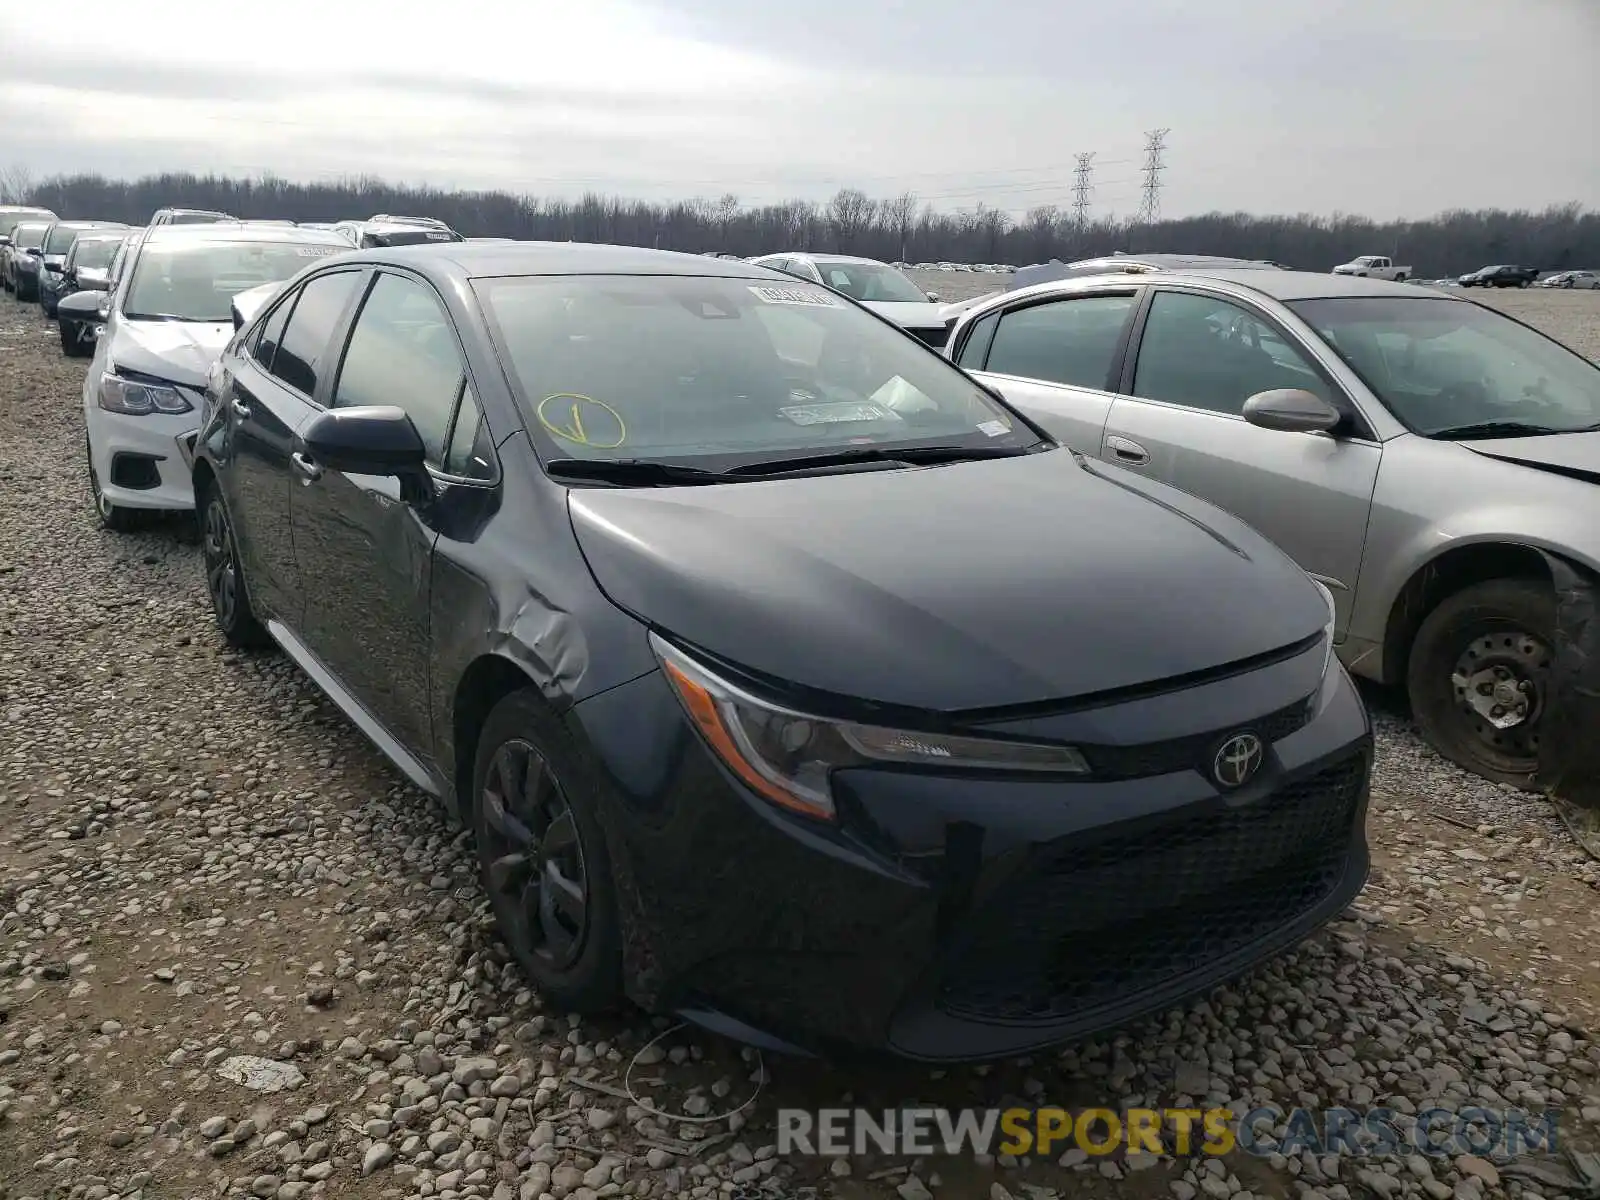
97, 372, 193, 416
1311, 579, 1337, 679
651, 633, 1089, 821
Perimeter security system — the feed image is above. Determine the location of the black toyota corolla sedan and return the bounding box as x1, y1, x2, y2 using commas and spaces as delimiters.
188, 242, 1372, 1061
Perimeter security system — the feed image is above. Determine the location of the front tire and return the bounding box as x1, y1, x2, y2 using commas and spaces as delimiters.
1406, 578, 1554, 788
472, 689, 623, 1013
16, 277, 36, 302
200, 484, 270, 648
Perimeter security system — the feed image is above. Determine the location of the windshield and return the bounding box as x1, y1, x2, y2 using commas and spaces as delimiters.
14, 223, 49, 250
70, 238, 122, 270
1289, 296, 1600, 437
124, 240, 344, 322
475, 274, 1037, 468
810, 261, 930, 304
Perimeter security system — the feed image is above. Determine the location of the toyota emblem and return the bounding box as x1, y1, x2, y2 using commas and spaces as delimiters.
1212, 732, 1265, 789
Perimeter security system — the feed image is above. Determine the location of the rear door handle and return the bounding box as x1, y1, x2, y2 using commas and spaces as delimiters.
230, 398, 251, 420
290, 451, 323, 482
1106, 434, 1150, 465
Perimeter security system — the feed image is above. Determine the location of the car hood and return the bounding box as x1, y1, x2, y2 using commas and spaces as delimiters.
1460, 432, 1600, 482
108, 319, 234, 388
860, 299, 945, 329
567, 448, 1328, 712
230, 281, 284, 329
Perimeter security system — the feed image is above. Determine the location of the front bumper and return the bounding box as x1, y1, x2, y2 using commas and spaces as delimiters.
84, 398, 201, 512
568, 644, 1372, 1061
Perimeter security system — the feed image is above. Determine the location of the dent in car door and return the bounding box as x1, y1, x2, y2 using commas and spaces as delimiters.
1103, 288, 1381, 635
952, 289, 1141, 456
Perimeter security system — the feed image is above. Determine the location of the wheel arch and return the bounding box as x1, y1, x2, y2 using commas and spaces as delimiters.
1379, 540, 1593, 685
449, 654, 544, 821
191, 457, 218, 505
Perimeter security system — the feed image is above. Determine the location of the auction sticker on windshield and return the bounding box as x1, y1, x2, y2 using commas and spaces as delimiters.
779, 402, 902, 426
749, 285, 843, 307
294, 247, 341, 257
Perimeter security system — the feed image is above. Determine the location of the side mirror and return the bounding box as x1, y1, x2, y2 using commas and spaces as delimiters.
1242, 389, 1342, 434
0, 235, 10, 247
296, 406, 433, 502
26, 246, 42, 257
57, 291, 106, 321
925, 291, 941, 302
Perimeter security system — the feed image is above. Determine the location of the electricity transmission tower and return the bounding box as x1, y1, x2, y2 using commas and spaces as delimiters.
1070, 153, 1096, 233
1136, 129, 1170, 225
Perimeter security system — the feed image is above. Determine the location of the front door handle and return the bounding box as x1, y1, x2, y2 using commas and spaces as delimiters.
230, 398, 252, 420
1106, 434, 1151, 466
290, 451, 323, 482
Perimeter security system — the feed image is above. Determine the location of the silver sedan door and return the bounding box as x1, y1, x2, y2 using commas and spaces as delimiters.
1100, 287, 1382, 636
950, 287, 1142, 456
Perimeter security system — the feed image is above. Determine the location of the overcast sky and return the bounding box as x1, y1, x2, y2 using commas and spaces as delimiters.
1, 0, 1594, 220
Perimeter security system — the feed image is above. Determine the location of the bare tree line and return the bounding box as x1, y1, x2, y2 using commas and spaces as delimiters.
4, 165, 1596, 277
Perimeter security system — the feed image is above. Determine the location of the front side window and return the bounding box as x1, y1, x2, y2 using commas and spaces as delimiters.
813, 261, 929, 304
1289, 295, 1600, 437
334, 272, 464, 464
1132, 291, 1331, 415
475, 274, 1037, 468
270, 270, 364, 396
122, 239, 346, 323
445, 384, 496, 480
984, 294, 1138, 389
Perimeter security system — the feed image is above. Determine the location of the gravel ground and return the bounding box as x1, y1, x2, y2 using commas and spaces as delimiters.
3, 278, 1600, 1200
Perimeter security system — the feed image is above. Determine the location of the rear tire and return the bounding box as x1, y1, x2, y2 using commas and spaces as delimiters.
200, 482, 270, 649
1406, 578, 1553, 788
471, 689, 623, 1013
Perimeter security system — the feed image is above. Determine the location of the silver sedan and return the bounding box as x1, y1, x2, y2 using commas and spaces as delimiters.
944, 269, 1600, 787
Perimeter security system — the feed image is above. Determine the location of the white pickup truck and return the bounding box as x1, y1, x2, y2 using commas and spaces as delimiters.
1332, 255, 1411, 281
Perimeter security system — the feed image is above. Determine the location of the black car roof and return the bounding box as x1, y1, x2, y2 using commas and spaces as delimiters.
350, 241, 785, 281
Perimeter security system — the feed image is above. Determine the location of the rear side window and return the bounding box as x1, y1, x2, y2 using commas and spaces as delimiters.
954, 311, 999, 369
270, 271, 363, 396
251, 295, 294, 369
984, 295, 1137, 389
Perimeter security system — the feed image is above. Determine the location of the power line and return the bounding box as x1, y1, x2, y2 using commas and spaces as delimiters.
1136, 129, 1170, 225
1071, 152, 1096, 232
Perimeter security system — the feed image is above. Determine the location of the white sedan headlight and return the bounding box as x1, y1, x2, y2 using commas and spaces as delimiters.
97, 371, 193, 416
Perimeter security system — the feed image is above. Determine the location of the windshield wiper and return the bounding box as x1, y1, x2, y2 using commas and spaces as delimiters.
543, 458, 730, 486
722, 443, 1037, 476
1428, 421, 1567, 441
124, 312, 201, 323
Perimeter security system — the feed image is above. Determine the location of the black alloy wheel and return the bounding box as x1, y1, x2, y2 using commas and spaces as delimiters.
1407, 578, 1554, 788
201, 488, 269, 647
472, 691, 621, 1011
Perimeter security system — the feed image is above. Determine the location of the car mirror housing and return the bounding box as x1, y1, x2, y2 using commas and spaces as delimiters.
296, 406, 432, 501
56, 291, 106, 320
1242, 389, 1342, 434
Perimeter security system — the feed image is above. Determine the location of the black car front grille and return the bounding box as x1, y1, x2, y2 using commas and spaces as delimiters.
936, 752, 1366, 1024
1081, 695, 1313, 780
